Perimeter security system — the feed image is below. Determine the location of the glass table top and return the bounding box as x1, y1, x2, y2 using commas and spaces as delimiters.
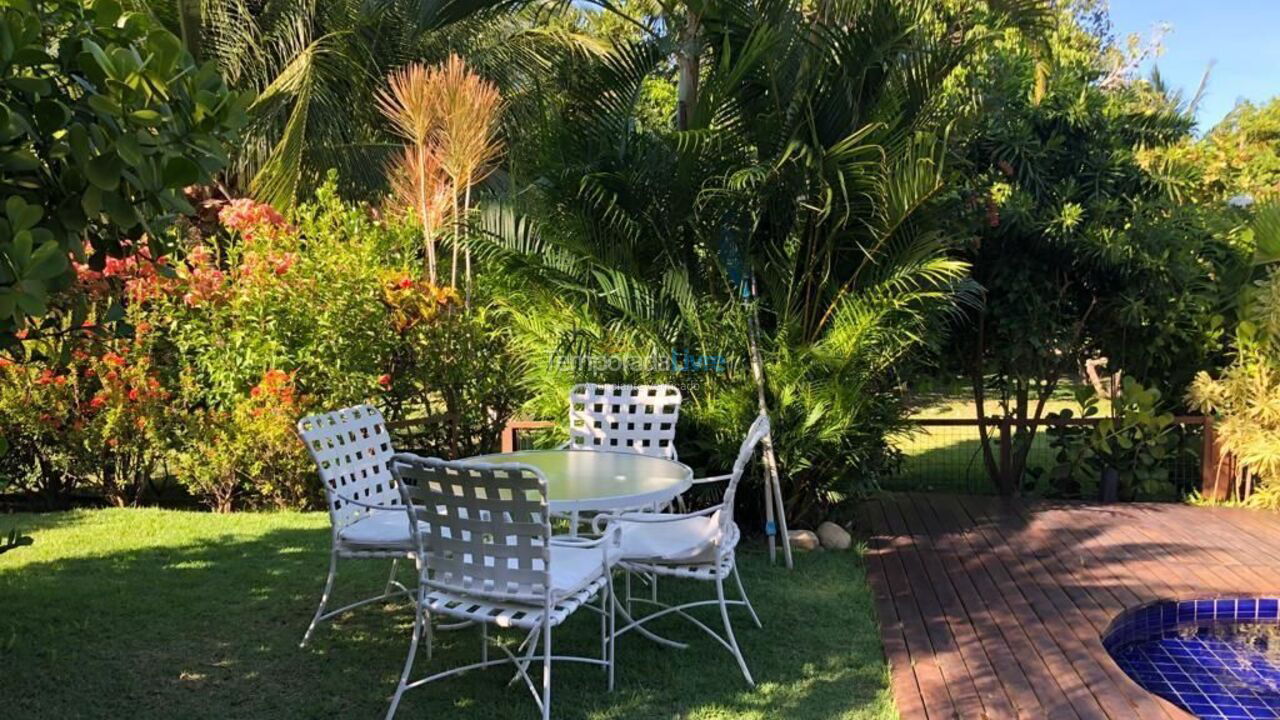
466, 449, 693, 511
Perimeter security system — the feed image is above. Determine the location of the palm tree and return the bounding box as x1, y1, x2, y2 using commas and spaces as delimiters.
478, 0, 1052, 528
136, 0, 594, 206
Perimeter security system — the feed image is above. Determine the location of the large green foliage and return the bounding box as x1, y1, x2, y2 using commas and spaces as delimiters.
944, 7, 1246, 494
0, 0, 244, 352
138, 0, 601, 206
479, 0, 1052, 522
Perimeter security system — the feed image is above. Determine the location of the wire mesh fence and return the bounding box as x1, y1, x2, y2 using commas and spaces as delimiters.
885, 417, 1209, 498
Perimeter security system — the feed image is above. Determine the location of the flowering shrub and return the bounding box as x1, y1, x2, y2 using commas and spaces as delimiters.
0, 326, 179, 507
172, 369, 313, 512
2, 175, 529, 510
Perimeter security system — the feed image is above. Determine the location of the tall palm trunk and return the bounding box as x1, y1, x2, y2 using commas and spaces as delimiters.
676, 13, 701, 131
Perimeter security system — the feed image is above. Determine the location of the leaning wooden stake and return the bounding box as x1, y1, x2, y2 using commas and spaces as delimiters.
745, 278, 793, 569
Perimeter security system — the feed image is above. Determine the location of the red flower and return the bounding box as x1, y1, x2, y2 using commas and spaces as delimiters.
378, 374, 392, 389
128, 388, 140, 402
90, 396, 106, 409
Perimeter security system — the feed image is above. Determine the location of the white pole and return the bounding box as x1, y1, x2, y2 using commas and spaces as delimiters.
744, 277, 793, 568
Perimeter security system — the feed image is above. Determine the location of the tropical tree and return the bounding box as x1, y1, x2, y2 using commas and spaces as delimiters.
136, 0, 598, 207
478, 0, 1053, 522
1189, 203, 1280, 508
944, 5, 1246, 495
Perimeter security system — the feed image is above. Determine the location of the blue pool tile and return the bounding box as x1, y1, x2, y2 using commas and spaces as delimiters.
1259, 599, 1279, 619
1106, 597, 1280, 720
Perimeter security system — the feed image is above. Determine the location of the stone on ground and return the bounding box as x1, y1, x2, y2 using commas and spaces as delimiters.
817, 521, 852, 550
788, 529, 821, 551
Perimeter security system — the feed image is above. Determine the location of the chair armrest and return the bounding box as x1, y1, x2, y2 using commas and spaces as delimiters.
334, 492, 404, 513
549, 525, 621, 549
591, 503, 723, 534
691, 473, 732, 485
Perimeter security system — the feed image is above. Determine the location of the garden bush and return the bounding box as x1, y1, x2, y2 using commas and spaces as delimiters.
1, 174, 530, 510
0, 0, 245, 349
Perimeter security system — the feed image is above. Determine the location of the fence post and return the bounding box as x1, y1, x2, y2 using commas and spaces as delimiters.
1200, 417, 1232, 502
999, 417, 1013, 492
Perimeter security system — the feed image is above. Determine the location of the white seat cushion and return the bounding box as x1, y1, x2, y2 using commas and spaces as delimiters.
338, 510, 419, 549
548, 543, 622, 598
615, 512, 728, 565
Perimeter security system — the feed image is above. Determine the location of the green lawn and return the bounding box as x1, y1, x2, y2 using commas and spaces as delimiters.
0, 509, 895, 720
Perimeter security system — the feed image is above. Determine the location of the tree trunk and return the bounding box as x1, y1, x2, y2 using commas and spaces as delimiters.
675, 14, 701, 131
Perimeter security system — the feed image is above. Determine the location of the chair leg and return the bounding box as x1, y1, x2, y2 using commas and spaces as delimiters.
300, 550, 339, 648
732, 564, 762, 629
383, 558, 400, 595
716, 571, 755, 687
607, 580, 616, 691
541, 616, 553, 720
386, 590, 427, 720
599, 581, 607, 673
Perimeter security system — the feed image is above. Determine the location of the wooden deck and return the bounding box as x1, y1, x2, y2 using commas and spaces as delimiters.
859, 493, 1280, 720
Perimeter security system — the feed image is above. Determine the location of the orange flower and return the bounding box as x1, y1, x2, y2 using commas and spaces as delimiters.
378, 374, 392, 389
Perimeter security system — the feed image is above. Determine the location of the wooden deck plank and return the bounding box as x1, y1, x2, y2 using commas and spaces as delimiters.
885, 497, 1014, 718
865, 498, 958, 719
860, 494, 1280, 720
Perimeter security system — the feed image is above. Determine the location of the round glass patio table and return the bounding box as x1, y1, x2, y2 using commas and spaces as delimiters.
466, 449, 692, 513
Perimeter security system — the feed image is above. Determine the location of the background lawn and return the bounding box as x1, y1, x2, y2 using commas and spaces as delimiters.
0, 510, 895, 720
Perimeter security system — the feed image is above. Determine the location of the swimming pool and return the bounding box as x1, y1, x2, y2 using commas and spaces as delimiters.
1104, 598, 1280, 719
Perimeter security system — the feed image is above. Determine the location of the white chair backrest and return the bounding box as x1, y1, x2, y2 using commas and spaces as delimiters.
392, 454, 552, 604
297, 404, 400, 530
568, 383, 681, 458
719, 414, 771, 536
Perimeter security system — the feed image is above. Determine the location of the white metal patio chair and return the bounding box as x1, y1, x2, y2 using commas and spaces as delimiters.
568, 383, 681, 459
386, 454, 620, 720
295, 404, 418, 647
564, 383, 683, 530
593, 413, 770, 686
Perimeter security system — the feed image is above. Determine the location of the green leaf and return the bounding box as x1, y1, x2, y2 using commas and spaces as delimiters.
81, 39, 117, 80
26, 241, 67, 281
116, 133, 143, 166
33, 99, 70, 133
103, 300, 125, 322
86, 154, 122, 190
5, 196, 42, 231
102, 190, 138, 228
162, 156, 200, 187
128, 109, 163, 126
91, 0, 123, 26
0, 150, 41, 172
5, 76, 50, 96
86, 94, 122, 117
